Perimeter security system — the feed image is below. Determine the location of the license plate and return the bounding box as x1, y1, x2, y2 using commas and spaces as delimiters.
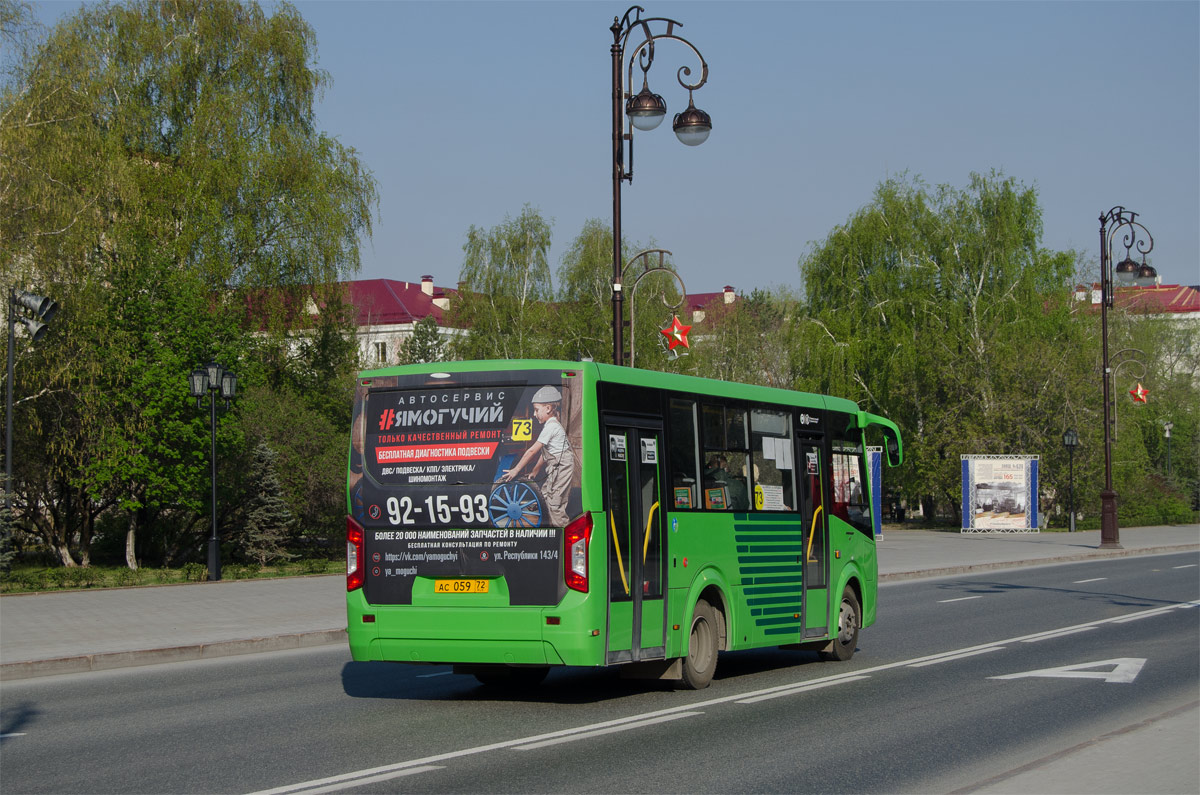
434, 579, 489, 594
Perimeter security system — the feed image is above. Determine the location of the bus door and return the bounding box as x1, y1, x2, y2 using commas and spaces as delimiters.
799, 440, 829, 637
603, 420, 667, 664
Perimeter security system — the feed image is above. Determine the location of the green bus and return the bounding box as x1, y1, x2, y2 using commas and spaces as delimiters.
346, 360, 902, 689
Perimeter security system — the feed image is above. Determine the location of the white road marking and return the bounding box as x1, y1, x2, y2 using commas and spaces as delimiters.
514, 712, 702, 750
1112, 606, 1179, 623
908, 646, 1004, 667
1072, 577, 1107, 583
252, 597, 1200, 795
990, 657, 1147, 684
293, 766, 444, 794
416, 671, 453, 678
938, 596, 984, 603
1174, 564, 1198, 569
736, 674, 870, 704
1020, 626, 1097, 643
0, 733, 27, 739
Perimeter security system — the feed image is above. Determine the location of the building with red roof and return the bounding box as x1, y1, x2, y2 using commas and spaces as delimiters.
347, 275, 453, 365
1074, 281, 1200, 317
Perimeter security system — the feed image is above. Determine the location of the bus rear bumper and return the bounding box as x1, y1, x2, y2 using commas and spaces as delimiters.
366, 637, 565, 666
347, 594, 603, 667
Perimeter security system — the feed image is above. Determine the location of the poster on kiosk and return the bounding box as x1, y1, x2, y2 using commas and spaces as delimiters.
961, 455, 1039, 532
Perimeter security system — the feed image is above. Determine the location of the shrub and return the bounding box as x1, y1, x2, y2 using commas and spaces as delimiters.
299, 558, 327, 574
181, 562, 206, 582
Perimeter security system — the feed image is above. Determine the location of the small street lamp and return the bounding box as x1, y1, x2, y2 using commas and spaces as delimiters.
1097, 206, 1154, 549
6, 288, 58, 516
188, 361, 238, 581
610, 5, 711, 366
1062, 429, 1079, 533
1162, 421, 1173, 477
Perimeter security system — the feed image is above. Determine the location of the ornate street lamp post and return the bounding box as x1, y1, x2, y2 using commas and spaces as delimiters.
1097, 207, 1154, 549
1062, 429, 1078, 533
611, 5, 710, 365
622, 248, 689, 367
188, 361, 238, 581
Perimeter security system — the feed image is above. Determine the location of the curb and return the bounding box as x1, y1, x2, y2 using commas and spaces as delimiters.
0, 628, 347, 682
878, 543, 1199, 583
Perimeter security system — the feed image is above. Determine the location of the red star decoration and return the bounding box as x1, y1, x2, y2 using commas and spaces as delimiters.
1129, 382, 1149, 403
660, 315, 692, 351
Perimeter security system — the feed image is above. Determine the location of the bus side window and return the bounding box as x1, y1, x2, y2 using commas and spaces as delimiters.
751, 408, 796, 511
700, 403, 750, 511
830, 414, 871, 535
668, 399, 700, 509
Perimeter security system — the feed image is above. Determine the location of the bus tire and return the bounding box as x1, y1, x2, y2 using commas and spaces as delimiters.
820, 586, 861, 662
680, 598, 718, 690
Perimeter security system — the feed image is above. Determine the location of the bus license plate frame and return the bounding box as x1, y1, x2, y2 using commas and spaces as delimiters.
434, 579, 489, 594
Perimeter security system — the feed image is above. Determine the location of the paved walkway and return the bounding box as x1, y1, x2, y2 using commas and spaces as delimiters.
1, 524, 1195, 680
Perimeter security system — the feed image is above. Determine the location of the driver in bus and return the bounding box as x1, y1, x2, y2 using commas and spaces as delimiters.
499, 385, 574, 526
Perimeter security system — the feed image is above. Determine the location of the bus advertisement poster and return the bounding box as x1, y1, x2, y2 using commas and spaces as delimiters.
348, 370, 585, 604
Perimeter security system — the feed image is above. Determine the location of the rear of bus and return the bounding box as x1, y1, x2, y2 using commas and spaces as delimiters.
345, 362, 602, 678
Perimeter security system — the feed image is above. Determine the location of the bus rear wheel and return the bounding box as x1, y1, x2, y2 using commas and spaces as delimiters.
820, 586, 860, 662
680, 598, 718, 690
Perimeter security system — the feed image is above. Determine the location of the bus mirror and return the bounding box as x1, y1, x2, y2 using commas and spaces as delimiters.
885, 433, 902, 467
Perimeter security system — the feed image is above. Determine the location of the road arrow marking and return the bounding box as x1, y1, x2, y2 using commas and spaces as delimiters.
990, 657, 1147, 684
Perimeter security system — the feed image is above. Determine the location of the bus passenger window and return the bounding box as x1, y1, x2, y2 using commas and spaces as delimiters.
668, 399, 700, 510
702, 452, 749, 511
751, 408, 796, 511
700, 404, 750, 511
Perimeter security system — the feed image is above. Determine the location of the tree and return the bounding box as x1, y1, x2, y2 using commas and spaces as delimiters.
684, 286, 799, 388
234, 382, 350, 551
798, 172, 1082, 521
397, 315, 446, 365
0, 0, 377, 566
448, 205, 555, 360
555, 217, 682, 366
238, 441, 296, 566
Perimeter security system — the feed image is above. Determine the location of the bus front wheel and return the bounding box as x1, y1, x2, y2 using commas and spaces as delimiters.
680, 598, 718, 690
820, 586, 861, 662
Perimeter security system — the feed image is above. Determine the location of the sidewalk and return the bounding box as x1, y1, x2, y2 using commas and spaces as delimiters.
1, 524, 1196, 681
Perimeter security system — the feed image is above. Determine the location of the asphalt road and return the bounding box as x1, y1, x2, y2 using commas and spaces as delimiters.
1, 552, 1196, 794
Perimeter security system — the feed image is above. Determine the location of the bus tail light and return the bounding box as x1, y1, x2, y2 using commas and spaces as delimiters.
347, 515, 365, 592
564, 513, 592, 593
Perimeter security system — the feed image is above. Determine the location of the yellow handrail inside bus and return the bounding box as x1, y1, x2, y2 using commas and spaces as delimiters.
643, 501, 660, 563
610, 511, 630, 596
806, 505, 824, 563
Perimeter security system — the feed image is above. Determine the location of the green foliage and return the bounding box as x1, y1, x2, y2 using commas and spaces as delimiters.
237, 441, 297, 565
234, 383, 347, 549
683, 287, 799, 388
798, 172, 1084, 517
397, 315, 447, 365
1, 0, 375, 567
181, 562, 206, 582
0, 492, 13, 574
449, 205, 557, 360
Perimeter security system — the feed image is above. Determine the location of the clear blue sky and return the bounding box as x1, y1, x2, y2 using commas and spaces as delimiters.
35, 1, 1200, 293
